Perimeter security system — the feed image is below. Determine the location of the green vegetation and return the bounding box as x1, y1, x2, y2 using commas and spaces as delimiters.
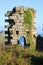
24, 9, 32, 25
0, 45, 43, 65
0, 32, 5, 43
24, 8, 32, 31
24, 9, 33, 43
0, 33, 43, 65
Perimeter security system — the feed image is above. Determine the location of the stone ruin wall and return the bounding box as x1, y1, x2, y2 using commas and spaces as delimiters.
5, 6, 36, 45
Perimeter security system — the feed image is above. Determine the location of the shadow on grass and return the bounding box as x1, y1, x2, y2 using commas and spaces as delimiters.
31, 55, 43, 65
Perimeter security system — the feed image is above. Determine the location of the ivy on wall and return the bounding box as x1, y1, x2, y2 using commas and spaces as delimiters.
24, 8, 34, 43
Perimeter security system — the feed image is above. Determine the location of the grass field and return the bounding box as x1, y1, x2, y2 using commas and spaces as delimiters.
0, 45, 43, 65
0, 32, 43, 65
0, 32, 5, 43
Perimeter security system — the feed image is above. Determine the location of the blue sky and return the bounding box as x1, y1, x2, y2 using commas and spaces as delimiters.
0, 0, 43, 34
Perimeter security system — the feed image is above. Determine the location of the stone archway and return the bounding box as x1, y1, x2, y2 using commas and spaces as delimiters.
18, 36, 26, 47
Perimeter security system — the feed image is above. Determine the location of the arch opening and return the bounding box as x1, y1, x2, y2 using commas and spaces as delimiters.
18, 36, 26, 47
